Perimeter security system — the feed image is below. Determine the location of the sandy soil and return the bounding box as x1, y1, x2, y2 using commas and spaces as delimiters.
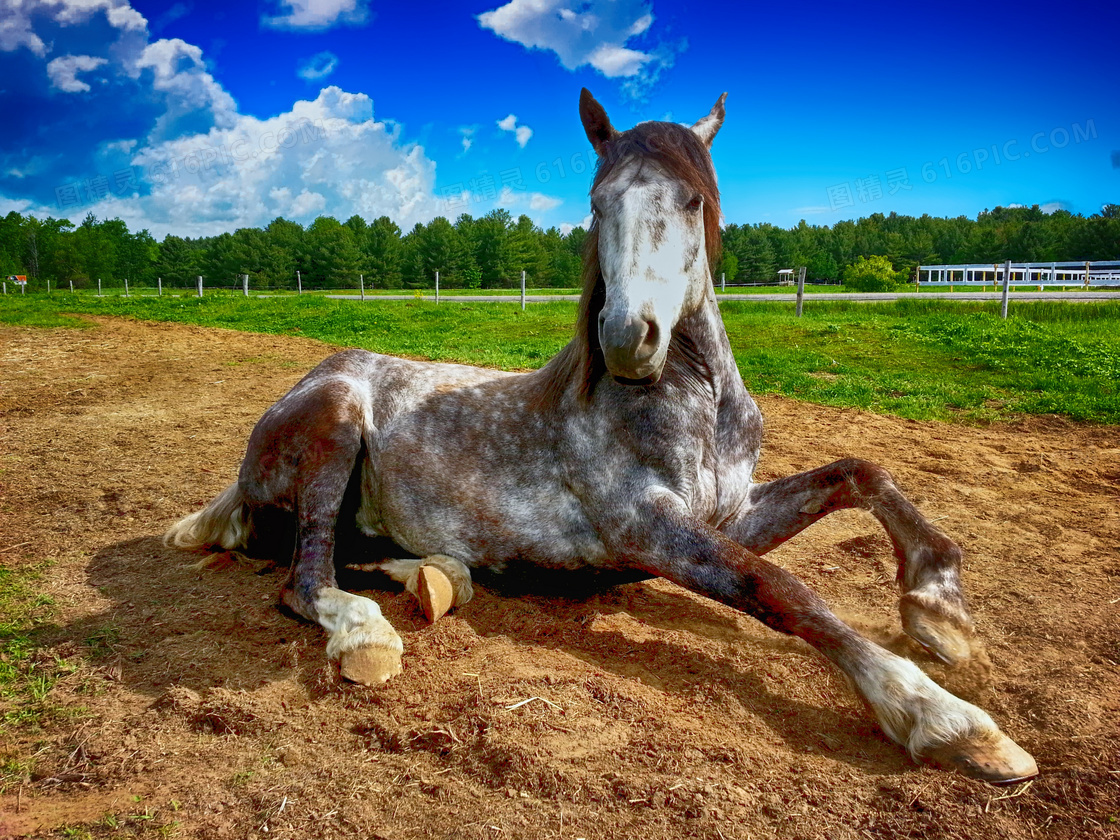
0, 316, 1117, 840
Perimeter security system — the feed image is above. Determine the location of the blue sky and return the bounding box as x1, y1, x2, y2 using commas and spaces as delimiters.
0, 0, 1116, 238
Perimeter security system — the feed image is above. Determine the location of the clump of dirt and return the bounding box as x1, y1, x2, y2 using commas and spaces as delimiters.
0, 316, 1117, 840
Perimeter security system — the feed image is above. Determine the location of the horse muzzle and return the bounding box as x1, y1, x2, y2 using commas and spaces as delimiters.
598, 311, 665, 384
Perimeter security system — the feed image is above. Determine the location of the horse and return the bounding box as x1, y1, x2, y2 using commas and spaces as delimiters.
165, 89, 1037, 785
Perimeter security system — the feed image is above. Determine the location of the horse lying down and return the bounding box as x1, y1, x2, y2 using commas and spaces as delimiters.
165, 89, 1038, 785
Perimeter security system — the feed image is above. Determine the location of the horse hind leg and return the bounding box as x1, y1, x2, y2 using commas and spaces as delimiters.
726, 458, 976, 665
378, 556, 474, 623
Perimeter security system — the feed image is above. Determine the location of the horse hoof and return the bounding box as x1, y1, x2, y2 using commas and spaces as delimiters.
926, 732, 1039, 784
339, 646, 402, 686
418, 564, 455, 624
900, 598, 973, 665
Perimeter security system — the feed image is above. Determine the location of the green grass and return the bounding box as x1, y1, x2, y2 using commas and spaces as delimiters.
0, 560, 71, 769
2, 292, 1119, 424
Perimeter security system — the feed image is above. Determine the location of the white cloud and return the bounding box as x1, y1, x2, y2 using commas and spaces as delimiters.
497, 185, 562, 213
497, 113, 532, 148
261, 0, 370, 30
46, 54, 108, 92
0, 0, 147, 56
558, 214, 592, 235
528, 192, 561, 211
81, 86, 454, 237
458, 125, 476, 154
131, 38, 239, 138
478, 0, 682, 94
297, 51, 339, 81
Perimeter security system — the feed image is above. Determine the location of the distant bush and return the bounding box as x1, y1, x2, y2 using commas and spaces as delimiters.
843, 255, 902, 292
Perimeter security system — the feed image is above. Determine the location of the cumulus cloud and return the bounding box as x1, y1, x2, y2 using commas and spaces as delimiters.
261, 0, 370, 30
297, 51, 339, 81
478, 0, 682, 95
85, 87, 453, 237
497, 113, 532, 148
46, 54, 108, 92
0, 0, 147, 55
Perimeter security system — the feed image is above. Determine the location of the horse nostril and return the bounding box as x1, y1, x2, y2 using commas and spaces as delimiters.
639, 319, 659, 355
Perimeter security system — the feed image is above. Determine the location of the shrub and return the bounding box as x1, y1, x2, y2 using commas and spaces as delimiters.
842, 255, 901, 292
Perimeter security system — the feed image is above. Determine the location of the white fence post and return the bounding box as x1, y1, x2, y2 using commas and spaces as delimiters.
242, 273, 249, 297
98, 277, 102, 297
721, 272, 725, 292
70, 280, 74, 293
521, 270, 526, 311
1001, 259, 1011, 319
124, 277, 129, 296
795, 266, 806, 317
158, 277, 162, 296
435, 270, 440, 304
360, 274, 365, 301
297, 270, 302, 295
197, 275, 203, 297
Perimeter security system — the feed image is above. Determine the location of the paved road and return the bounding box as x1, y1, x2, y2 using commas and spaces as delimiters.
325, 291, 1119, 303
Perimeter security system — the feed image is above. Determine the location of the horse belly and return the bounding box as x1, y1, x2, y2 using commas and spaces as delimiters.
360, 396, 608, 573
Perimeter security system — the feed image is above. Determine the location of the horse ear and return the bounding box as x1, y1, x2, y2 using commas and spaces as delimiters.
690, 92, 727, 148
580, 88, 618, 157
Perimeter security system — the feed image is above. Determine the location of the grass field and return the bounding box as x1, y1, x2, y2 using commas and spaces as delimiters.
2, 292, 1118, 424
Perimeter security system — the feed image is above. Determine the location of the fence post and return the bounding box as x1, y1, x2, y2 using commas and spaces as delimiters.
70, 280, 74, 293
1084, 260, 1091, 290
435, 270, 439, 304
197, 275, 203, 297
795, 266, 806, 317
46, 278, 50, 294
1001, 259, 1011, 319
297, 270, 302, 295
360, 274, 365, 301
3, 280, 6, 294
158, 277, 162, 296
721, 272, 725, 293
124, 277, 129, 296
521, 270, 526, 311
914, 267, 919, 293
242, 273, 249, 297
98, 277, 102, 297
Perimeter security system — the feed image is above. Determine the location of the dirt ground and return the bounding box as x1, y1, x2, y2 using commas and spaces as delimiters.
0, 316, 1117, 840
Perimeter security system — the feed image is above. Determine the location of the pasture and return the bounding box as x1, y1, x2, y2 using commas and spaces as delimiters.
0, 300, 1118, 839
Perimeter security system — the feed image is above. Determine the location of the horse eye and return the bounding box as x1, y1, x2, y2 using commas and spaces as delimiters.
686, 195, 703, 212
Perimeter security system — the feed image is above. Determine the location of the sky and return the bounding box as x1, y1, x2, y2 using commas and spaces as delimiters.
0, 0, 1116, 239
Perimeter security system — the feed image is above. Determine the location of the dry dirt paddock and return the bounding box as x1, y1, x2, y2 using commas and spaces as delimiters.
0, 316, 1118, 840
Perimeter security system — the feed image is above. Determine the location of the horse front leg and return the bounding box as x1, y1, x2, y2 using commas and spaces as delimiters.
275, 437, 404, 686
610, 495, 1037, 783
725, 458, 976, 666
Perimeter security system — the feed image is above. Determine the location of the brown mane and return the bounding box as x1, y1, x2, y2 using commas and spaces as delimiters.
536, 120, 723, 409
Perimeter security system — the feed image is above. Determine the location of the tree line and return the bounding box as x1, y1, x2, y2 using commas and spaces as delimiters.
1, 203, 1117, 292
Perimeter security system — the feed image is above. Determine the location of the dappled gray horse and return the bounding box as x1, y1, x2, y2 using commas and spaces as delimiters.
166, 90, 1037, 784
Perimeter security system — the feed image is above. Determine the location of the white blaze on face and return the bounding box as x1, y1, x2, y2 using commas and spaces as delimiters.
594, 159, 710, 377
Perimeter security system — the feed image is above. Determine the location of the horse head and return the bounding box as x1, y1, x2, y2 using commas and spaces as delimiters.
579, 88, 727, 385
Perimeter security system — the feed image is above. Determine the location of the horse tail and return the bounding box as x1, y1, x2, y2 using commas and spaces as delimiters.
163, 482, 251, 552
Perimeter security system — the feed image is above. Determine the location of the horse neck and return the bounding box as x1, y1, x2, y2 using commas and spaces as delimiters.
668, 291, 740, 388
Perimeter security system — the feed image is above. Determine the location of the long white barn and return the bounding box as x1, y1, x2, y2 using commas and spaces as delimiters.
917, 260, 1120, 286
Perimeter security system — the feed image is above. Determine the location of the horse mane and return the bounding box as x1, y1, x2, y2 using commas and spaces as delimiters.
535, 120, 723, 409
